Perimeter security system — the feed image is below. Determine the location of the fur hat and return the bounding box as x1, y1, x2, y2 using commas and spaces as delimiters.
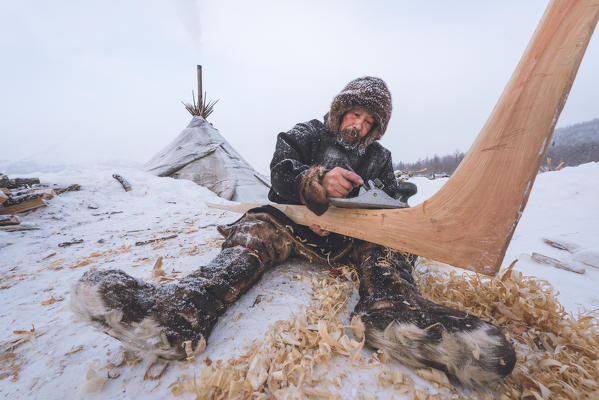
324, 76, 392, 147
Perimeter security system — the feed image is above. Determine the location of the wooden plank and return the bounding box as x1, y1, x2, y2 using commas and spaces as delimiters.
0, 197, 46, 215
0, 225, 39, 231
531, 252, 585, 274
209, 1, 599, 276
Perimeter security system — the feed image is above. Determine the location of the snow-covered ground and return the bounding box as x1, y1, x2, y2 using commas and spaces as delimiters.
0, 162, 597, 399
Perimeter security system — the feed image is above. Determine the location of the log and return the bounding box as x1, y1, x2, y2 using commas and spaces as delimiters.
0, 196, 46, 215
112, 174, 132, 192
0, 176, 40, 189
55, 184, 81, 195
58, 239, 84, 247
0, 215, 20, 226
531, 252, 585, 274
3, 193, 44, 207
208, 1, 599, 276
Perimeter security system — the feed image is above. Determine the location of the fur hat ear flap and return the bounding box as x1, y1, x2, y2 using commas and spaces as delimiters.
299, 166, 329, 216
325, 76, 392, 144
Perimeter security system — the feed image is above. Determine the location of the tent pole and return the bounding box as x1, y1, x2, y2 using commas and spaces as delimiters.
197, 65, 203, 106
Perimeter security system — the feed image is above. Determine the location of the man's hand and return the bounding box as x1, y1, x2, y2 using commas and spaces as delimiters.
309, 224, 329, 237
322, 167, 364, 198
309, 167, 362, 236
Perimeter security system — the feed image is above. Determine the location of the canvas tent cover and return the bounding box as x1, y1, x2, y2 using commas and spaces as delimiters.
145, 117, 270, 202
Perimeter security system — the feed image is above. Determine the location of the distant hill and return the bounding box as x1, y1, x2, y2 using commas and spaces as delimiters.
394, 117, 599, 176
545, 117, 599, 168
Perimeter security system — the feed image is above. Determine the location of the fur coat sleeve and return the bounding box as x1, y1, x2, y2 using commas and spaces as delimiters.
268, 120, 323, 204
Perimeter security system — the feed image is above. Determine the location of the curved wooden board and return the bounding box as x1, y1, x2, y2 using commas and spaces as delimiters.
209, 0, 599, 276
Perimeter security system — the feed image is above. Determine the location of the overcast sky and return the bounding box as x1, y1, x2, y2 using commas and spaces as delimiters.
1, 0, 598, 173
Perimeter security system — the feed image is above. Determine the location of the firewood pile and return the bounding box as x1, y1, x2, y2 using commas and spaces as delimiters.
0, 172, 80, 231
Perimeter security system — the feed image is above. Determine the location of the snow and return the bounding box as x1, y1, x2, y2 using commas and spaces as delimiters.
1, 162, 598, 399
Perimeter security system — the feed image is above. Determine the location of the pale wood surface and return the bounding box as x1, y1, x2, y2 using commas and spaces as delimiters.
210, 0, 599, 275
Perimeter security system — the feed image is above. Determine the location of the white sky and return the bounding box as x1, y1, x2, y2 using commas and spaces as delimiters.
1, 0, 598, 173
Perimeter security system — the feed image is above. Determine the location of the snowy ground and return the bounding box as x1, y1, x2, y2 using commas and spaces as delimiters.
0, 162, 597, 399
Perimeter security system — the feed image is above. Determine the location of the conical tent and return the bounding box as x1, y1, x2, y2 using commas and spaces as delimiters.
145, 117, 270, 202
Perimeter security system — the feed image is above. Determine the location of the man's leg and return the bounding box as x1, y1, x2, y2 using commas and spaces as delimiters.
71, 213, 293, 360
350, 243, 516, 386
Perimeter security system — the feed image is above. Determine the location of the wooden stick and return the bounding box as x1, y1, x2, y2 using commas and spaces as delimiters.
135, 234, 178, 246
197, 65, 203, 106
542, 237, 579, 253
112, 174, 132, 192
0, 225, 39, 231
58, 239, 84, 247
209, 1, 599, 276
531, 252, 585, 274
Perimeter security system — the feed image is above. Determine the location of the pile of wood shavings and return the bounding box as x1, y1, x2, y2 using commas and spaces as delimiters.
169, 266, 371, 399
416, 259, 599, 399
169, 259, 598, 399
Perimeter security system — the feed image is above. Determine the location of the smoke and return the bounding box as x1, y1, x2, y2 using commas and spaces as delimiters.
174, 0, 203, 55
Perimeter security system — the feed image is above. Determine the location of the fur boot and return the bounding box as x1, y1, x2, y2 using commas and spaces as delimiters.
71, 214, 293, 360
350, 244, 516, 386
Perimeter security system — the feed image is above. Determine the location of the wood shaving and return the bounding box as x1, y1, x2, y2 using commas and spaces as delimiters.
152, 256, 165, 278
416, 258, 599, 399
183, 337, 206, 362
170, 266, 362, 398
3, 327, 46, 353
0, 352, 24, 382
77, 364, 108, 394
40, 296, 64, 306
64, 345, 83, 356
144, 359, 169, 380
168, 257, 598, 399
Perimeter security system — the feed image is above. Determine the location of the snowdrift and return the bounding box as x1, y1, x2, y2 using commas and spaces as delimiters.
0, 162, 598, 399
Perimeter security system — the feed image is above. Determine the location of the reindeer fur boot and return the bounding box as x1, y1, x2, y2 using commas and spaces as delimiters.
71, 211, 294, 360
350, 244, 516, 386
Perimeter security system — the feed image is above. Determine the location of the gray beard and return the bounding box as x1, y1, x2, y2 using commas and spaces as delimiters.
336, 128, 367, 156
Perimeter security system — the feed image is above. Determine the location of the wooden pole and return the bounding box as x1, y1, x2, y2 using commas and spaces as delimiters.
197, 65, 203, 106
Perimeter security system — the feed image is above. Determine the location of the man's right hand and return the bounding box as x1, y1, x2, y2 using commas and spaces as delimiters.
322, 167, 364, 198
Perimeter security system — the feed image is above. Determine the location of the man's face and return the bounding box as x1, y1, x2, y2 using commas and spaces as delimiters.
338, 108, 375, 144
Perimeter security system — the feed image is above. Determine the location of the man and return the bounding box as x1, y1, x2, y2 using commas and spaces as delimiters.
72, 77, 515, 386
